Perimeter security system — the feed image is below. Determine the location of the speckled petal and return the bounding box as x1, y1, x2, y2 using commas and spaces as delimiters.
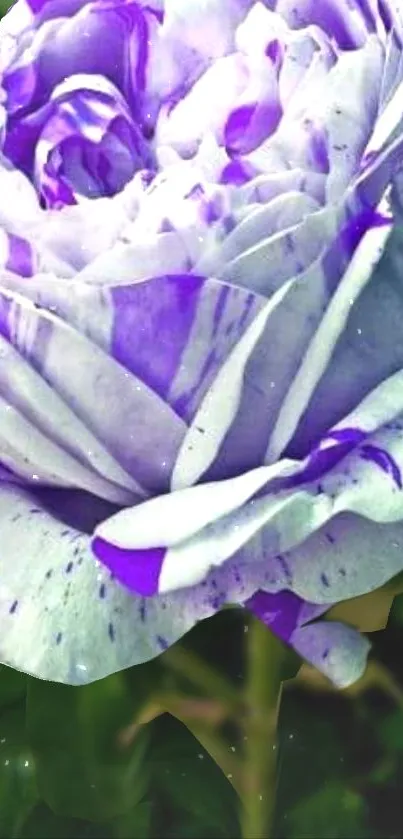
0, 480, 291, 684
93, 366, 403, 599
290, 621, 370, 688
246, 589, 369, 688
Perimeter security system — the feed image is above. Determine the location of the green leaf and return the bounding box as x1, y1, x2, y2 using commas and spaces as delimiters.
390, 592, 403, 625
26, 673, 149, 822
0, 707, 38, 838
21, 804, 113, 839
276, 692, 349, 809
110, 801, 151, 839
0, 0, 11, 18
0, 666, 27, 711
149, 715, 240, 838
284, 784, 368, 839
379, 709, 403, 754
164, 815, 233, 839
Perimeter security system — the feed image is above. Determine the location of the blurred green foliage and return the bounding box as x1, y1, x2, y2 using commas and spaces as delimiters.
0, 603, 400, 837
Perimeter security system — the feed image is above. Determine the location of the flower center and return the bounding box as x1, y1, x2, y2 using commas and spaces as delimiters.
1, 0, 162, 209
3, 73, 156, 208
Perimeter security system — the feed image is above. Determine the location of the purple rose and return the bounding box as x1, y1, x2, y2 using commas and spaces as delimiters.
0, 0, 402, 686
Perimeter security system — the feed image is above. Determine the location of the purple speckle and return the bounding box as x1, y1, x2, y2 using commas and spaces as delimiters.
211, 594, 226, 610
9, 600, 18, 614
99, 583, 106, 599
276, 554, 292, 584
157, 634, 168, 650
320, 573, 330, 588
108, 622, 115, 642
56, 632, 63, 645
65, 561, 74, 574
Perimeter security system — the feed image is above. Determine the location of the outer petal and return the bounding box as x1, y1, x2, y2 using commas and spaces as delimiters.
0, 480, 368, 687
0, 281, 186, 492
271, 0, 382, 47
246, 590, 370, 687
290, 621, 370, 688
93, 366, 403, 599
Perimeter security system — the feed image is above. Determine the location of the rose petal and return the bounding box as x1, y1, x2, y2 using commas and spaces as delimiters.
0, 283, 185, 492
0, 480, 302, 684
245, 589, 369, 688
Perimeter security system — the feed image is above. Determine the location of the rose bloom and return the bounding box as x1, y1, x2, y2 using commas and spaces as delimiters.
0, 0, 403, 687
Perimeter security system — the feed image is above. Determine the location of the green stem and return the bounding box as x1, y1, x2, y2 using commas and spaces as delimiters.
241, 619, 285, 839
164, 645, 244, 713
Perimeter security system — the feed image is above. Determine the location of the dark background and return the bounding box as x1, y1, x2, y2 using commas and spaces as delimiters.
0, 598, 402, 839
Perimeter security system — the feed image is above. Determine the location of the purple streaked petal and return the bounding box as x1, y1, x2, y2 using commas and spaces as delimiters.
0, 322, 145, 498
110, 274, 205, 402
291, 621, 370, 688
360, 443, 403, 488
283, 510, 403, 606
267, 194, 393, 463
280, 427, 367, 488
3, 272, 267, 439
5, 232, 35, 276
92, 537, 165, 596
219, 158, 258, 185
224, 98, 282, 156
245, 588, 369, 687
0, 480, 335, 685
245, 588, 306, 642
171, 278, 296, 488
0, 282, 186, 492
93, 461, 296, 553
211, 191, 321, 271
6, 74, 153, 207
92, 367, 403, 599
3, 0, 159, 117
271, 0, 371, 48
155, 52, 249, 155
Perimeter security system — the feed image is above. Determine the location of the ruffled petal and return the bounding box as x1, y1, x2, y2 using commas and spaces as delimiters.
0, 480, 298, 684
271, 0, 380, 47
2, 0, 159, 117
4, 74, 153, 206
93, 365, 403, 599
246, 590, 370, 687
290, 621, 370, 688
0, 281, 185, 492
267, 193, 392, 462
